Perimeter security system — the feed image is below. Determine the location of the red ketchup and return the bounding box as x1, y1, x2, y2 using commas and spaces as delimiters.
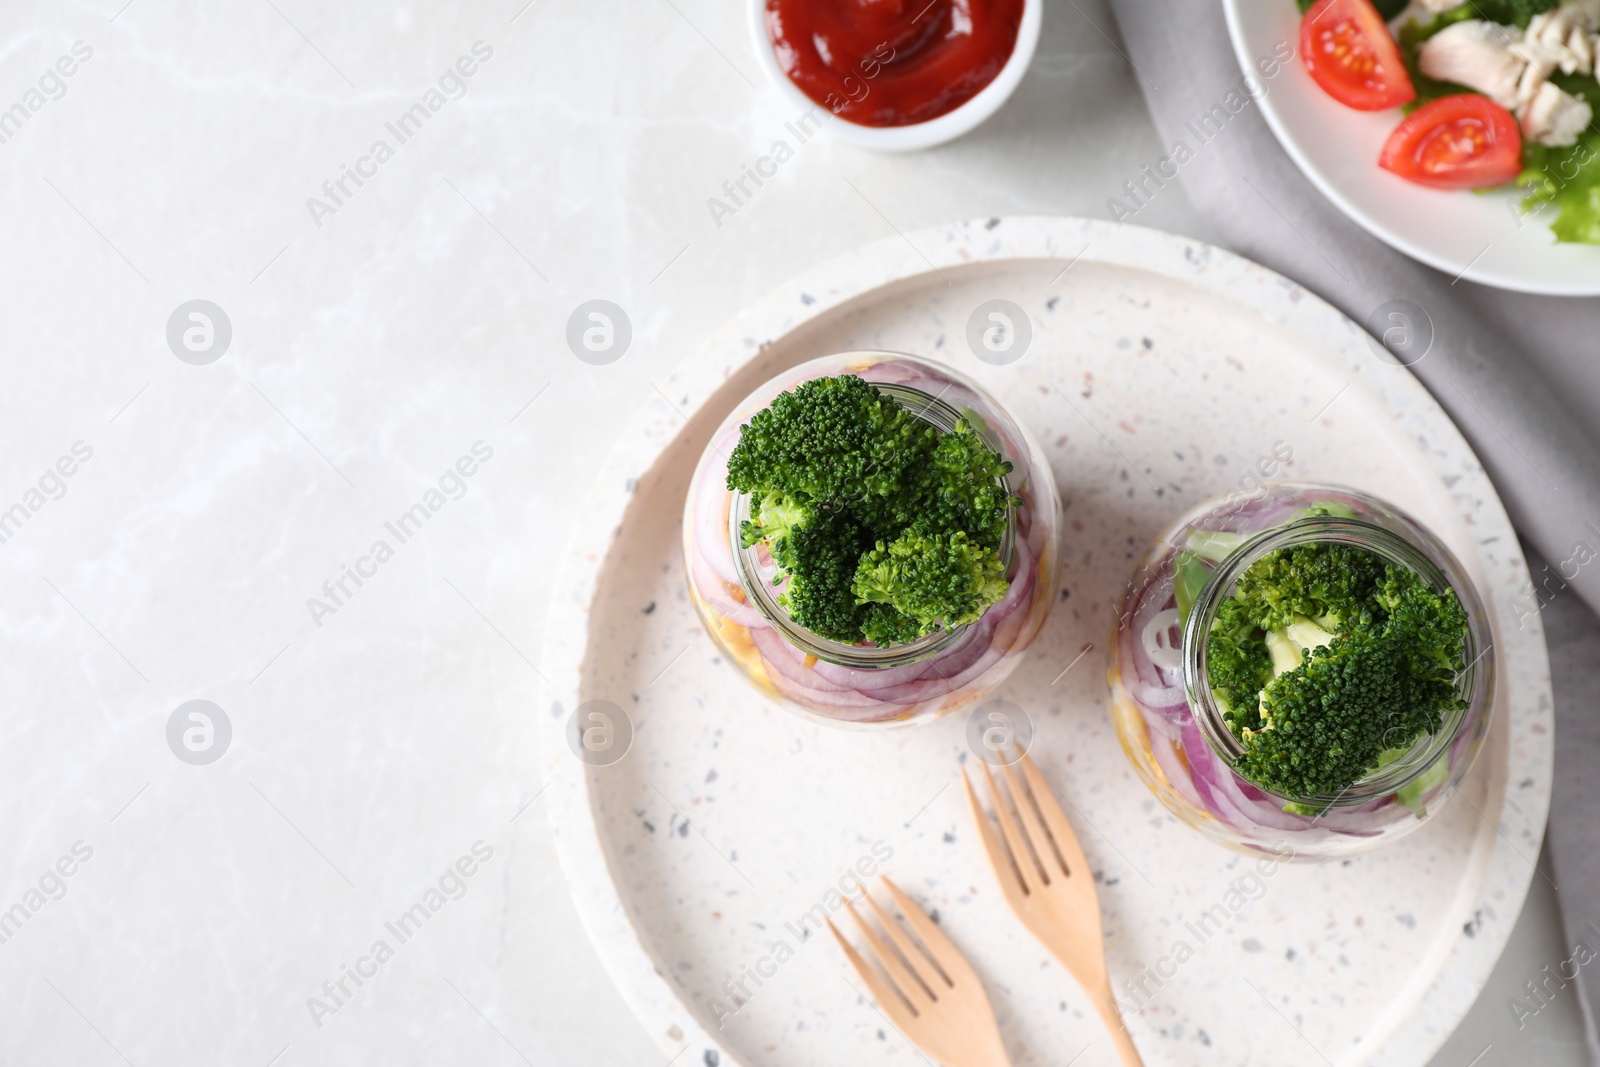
765, 0, 1024, 128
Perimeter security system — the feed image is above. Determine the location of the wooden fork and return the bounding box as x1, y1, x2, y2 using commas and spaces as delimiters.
828, 876, 1013, 1067
963, 751, 1145, 1066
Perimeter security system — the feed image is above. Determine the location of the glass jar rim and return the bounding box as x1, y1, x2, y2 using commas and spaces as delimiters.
1179, 514, 1495, 808
727, 378, 1017, 669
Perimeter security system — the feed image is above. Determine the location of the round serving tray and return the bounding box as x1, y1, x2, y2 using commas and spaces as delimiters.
539, 217, 1552, 1066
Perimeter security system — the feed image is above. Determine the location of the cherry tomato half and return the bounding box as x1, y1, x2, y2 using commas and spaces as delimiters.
1379, 94, 1523, 189
1301, 0, 1416, 111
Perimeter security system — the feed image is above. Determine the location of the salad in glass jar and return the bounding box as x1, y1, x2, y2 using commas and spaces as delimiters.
1110, 482, 1493, 858
682, 352, 1061, 727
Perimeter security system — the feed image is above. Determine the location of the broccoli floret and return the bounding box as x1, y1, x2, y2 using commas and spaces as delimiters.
775, 508, 876, 643
1240, 631, 1444, 799
1207, 596, 1272, 730
1208, 542, 1470, 799
860, 603, 926, 647
739, 490, 812, 566
1231, 541, 1385, 631
727, 373, 1020, 646
1374, 563, 1471, 683
853, 529, 1009, 638
916, 421, 1019, 551
726, 374, 937, 529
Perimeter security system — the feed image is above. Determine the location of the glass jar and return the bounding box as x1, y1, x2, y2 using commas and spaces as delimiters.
682, 351, 1061, 727
1109, 482, 1493, 859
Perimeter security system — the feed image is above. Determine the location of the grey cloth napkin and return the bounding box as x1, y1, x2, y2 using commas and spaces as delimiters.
1105, 0, 1600, 1056
1542, 567, 1600, 1060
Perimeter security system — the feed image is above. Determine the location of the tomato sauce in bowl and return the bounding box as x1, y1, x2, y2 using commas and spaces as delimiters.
764, 0, 1026, 127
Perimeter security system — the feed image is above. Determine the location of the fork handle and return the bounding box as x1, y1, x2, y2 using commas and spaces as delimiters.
1094, 995, 1145, 1066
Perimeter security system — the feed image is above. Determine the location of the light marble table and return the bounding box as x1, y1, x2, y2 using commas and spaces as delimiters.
0, 0, 1585, 1064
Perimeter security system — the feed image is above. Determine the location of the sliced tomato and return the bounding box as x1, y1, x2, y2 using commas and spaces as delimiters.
1379, 94, 1523, 189
1301, 0, 1416, 111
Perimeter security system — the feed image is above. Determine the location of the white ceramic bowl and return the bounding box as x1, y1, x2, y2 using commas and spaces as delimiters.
1223, 0, 1600, 295
746, 0, 1041, 151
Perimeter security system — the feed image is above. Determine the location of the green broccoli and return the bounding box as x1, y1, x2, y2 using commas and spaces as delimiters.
1374, 563, 1471, 683
1231, 541, 1385, 631
1241, 632, 1430, 799
853, 529, 1009, 638
860, 602, 929, 647
739, 491, 811, 566
774, 508, 876, 643
1206, 594, 1274, 732
917, 421, 1017, 551
726, 374, 937, 532
727, 373, 1018, 646
1206, 542, 1469, 799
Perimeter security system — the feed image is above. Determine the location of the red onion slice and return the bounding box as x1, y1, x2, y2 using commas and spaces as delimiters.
747, 625, 853, 694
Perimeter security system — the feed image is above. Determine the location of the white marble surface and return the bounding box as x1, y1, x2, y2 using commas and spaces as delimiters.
0, 1, 1585, 1065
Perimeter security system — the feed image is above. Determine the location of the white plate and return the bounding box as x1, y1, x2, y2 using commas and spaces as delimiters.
539, 217, 1553, 1066
1224, 0, 1600, 295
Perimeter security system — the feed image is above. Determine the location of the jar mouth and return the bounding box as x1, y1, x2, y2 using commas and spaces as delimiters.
1180, 515, 1494, 808
728, 380, 1017, 669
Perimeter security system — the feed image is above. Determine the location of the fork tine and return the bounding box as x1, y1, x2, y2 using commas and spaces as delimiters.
962, 767, 1029, 907
844, 896, 934, 1006
827, 918, 921, 1029
999, 756, 1066, 880
862, 888, 950, 993
1017, 749, 1091, 876
879, 876, 969, 984
982, 760, 1048, 889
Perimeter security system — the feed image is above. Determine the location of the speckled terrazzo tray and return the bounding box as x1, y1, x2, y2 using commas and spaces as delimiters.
539, 218, 1553, 1067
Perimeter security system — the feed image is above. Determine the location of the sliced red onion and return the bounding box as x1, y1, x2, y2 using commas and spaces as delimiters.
988, 574, 1036, 653
690, 551, 767, 628
873, 644, 1009, 706
991, 532, 1034, 615
808, 647, 936, 690
1181, 722, 1310, 832
693, 451, 739, 586
1140, 704, 1185, 741
1152, 726, 1235, 825
1146, 729, 1207, 812
1120, 613, 1186, 710
1129, 680, 1188, 713
1141, 607, 1183, 671
747, 625, 853, 694
778, 677, 912, 718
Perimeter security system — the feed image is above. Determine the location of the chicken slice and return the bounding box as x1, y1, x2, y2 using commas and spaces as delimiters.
1418, 21, 1529, 108
1521, 79, 1594, 145
1513, 50, 1560, 107
1560, 0, 1600, 31
1523, 7, 1596, 74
